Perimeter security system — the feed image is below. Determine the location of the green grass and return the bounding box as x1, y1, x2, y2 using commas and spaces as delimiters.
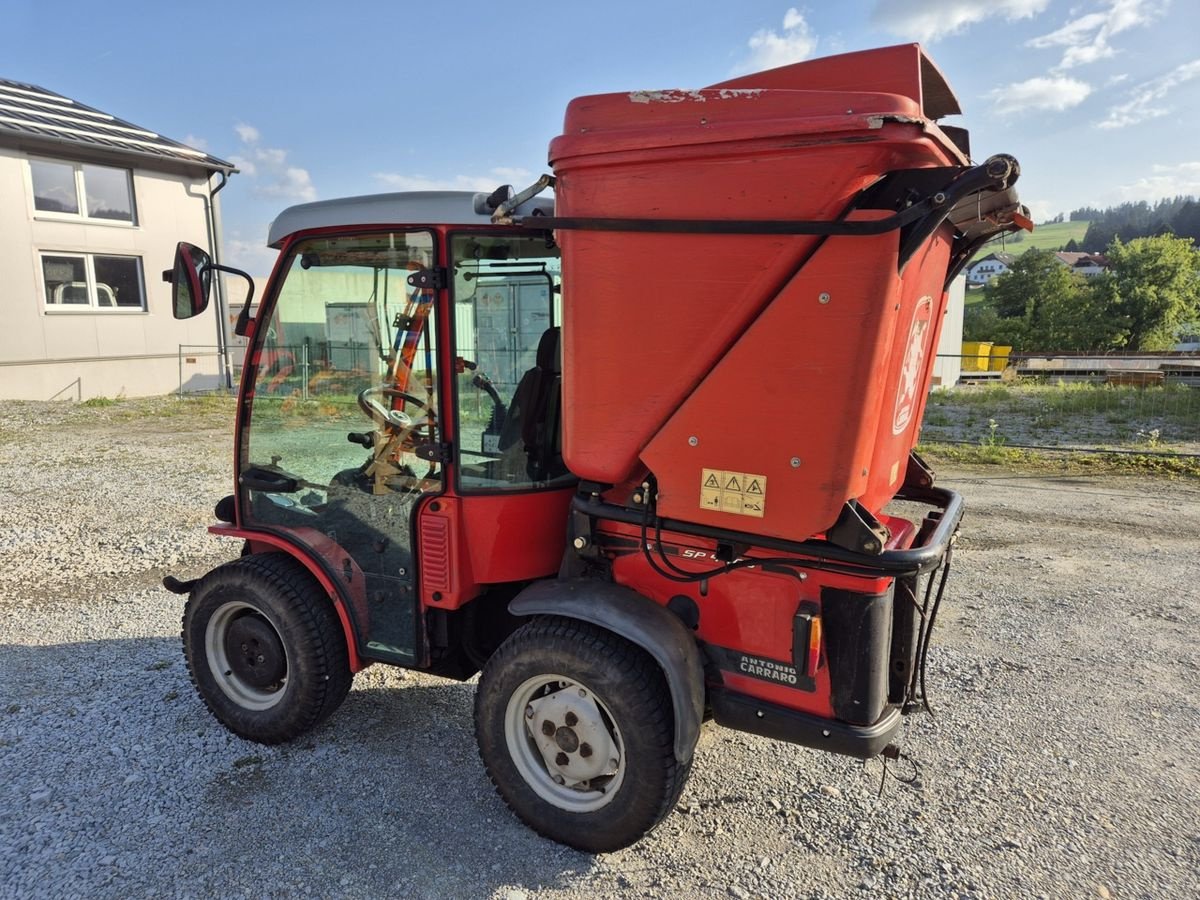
919, 441, 1200, 478
972, 220, 1091, 262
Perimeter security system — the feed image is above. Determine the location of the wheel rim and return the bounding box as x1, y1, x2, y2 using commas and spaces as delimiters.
204, 601, 289, 711
504, 674, 625, 812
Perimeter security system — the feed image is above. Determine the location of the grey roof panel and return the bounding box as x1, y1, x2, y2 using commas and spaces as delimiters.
0, 78, 234, 171
266, 191, 556, 247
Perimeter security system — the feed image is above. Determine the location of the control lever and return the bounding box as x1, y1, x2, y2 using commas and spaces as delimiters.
347, 432, 375, 448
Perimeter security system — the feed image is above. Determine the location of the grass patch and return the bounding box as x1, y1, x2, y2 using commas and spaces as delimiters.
919, 441, 1200, 478
81, 396, 120, 408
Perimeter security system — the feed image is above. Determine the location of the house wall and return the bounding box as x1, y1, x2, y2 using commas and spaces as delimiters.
0, 145, 224, 400
930, 274, 965, 389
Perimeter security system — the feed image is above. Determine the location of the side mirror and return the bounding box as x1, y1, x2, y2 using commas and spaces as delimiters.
165, 242, 212, 319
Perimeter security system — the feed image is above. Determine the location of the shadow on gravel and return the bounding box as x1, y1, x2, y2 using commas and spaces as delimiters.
0, 638, 603, 898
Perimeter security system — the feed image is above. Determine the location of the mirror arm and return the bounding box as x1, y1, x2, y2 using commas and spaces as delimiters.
199, 263, 255, 338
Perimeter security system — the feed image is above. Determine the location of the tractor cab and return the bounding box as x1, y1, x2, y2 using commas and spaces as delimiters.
172, 190, 576, 670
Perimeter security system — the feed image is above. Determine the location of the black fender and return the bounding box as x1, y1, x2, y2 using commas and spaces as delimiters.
509, 579, 705, 764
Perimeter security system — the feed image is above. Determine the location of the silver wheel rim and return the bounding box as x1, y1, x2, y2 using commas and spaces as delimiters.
504, 674, 625, 812
204, 600, 289, 711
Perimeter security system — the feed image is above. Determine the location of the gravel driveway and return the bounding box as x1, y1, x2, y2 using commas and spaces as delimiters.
1, 398, 1197, 899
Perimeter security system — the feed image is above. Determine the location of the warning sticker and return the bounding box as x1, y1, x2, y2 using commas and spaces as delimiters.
700, 468, 767, 518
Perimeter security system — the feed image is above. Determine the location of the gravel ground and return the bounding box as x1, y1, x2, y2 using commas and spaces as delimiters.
1, 397, 1198, 899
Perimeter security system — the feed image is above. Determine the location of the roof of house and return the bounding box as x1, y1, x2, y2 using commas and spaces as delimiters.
1054, 251, 1108, 268
0, 78, 234, 173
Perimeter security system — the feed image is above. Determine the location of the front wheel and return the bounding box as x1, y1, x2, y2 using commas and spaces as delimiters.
474, 617, 690, 852
182, 553, 352, 744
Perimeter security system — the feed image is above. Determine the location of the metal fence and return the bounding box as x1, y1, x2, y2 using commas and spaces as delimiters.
177, 345, 240, 397
179, 345, 1199, 454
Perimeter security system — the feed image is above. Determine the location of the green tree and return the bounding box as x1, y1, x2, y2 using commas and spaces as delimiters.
1034, 280, 1125, 351
986, 248, 1085, 323
1103, 235, 1200, 350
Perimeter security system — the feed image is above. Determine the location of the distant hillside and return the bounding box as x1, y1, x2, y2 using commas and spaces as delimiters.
969, 220, 1089, 263
1006, 220, 1090, 252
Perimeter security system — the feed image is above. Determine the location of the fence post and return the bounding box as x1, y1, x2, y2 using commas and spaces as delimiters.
302, 343, 310, 401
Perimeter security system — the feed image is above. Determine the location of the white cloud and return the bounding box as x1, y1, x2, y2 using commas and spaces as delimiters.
1097, 58, 1200, 128
225, 230, 280, 278
372, 167, 532, 192
731, 8, 817, 74
871, 0, 1050, 43
182, 133, 208, 152
231, 124, 316, 202
988, 75, 1093, 115
1112, 161, 1200, 202
1027, 0, 1167, 71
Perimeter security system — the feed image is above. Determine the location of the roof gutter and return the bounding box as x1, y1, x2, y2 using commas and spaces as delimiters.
204, 169, 234, 390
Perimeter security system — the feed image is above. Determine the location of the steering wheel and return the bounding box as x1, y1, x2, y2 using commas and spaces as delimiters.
357, 386, 435, 439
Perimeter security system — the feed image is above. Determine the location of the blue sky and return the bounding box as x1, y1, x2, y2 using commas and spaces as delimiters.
4, 0, 1198, 273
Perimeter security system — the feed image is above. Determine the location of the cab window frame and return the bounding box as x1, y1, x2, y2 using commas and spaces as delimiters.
448, 227, 571, 496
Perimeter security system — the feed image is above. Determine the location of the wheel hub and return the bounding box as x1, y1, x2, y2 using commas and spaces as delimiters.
524, 684, 618, 787
223, 613, 286, 688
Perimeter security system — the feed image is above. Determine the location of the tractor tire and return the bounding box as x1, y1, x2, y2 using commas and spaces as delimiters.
182, 552, 352, 744
474, 616, 691, 852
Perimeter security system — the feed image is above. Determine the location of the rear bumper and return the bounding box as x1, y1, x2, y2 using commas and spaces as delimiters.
709, 688, 901, 759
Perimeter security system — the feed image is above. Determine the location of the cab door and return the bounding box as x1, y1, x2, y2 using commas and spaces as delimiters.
237, 230, 443, 665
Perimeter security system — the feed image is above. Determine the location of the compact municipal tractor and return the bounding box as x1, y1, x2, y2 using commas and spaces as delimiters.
165, 44, 1029, 851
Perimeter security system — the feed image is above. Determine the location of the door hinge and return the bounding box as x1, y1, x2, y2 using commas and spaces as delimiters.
407, 267, 447, 290
414, 441, 453, 463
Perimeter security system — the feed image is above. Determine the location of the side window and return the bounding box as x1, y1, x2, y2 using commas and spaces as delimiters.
41, 253, 146, 311
29, 159, 137, 224
451, 232, 572, 491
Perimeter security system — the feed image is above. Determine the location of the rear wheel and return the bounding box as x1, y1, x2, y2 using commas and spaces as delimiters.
474, 617, 690, 852
182, 553, 352, 743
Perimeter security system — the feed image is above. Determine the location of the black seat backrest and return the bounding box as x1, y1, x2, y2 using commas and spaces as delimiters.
498, 327, 563, 480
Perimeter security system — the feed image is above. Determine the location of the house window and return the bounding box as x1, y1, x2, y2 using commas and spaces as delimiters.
29, 159, 136, 224
41, 253, 145, 311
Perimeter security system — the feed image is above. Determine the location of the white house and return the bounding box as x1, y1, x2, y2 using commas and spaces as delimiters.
0, 78, 236, 400
964, 251, 1016, 286
1053, 251, 1109, 277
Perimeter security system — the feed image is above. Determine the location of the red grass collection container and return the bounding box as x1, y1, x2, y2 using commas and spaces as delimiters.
550, 44, 985, 543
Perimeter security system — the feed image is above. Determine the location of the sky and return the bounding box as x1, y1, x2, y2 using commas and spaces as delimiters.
3, 0, 1198, 274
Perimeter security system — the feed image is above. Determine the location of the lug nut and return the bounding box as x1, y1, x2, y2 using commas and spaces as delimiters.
541, 720, 556, 737
564, 711, 578, 727
580, 743, 593, 758
556, 752, 569, 767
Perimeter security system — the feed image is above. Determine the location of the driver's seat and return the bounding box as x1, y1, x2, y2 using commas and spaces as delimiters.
498, 326, 564, 481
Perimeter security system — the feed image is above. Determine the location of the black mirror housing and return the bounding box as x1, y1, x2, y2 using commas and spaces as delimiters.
170, 242, 213, 319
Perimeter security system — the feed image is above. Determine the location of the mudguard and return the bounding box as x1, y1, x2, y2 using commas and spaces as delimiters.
509, 579, 705, 763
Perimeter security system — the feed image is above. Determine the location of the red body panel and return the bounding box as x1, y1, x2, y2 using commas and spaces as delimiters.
603, 513, 917, 717
417, 487, 574, 610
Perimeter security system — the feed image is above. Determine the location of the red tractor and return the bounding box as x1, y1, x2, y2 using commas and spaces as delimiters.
165, 44, 1028, 852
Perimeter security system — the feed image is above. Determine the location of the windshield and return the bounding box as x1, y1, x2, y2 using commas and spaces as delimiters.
243, 230, 441, 505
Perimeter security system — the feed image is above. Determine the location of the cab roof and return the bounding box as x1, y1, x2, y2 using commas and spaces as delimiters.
267, 190, 555, 248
